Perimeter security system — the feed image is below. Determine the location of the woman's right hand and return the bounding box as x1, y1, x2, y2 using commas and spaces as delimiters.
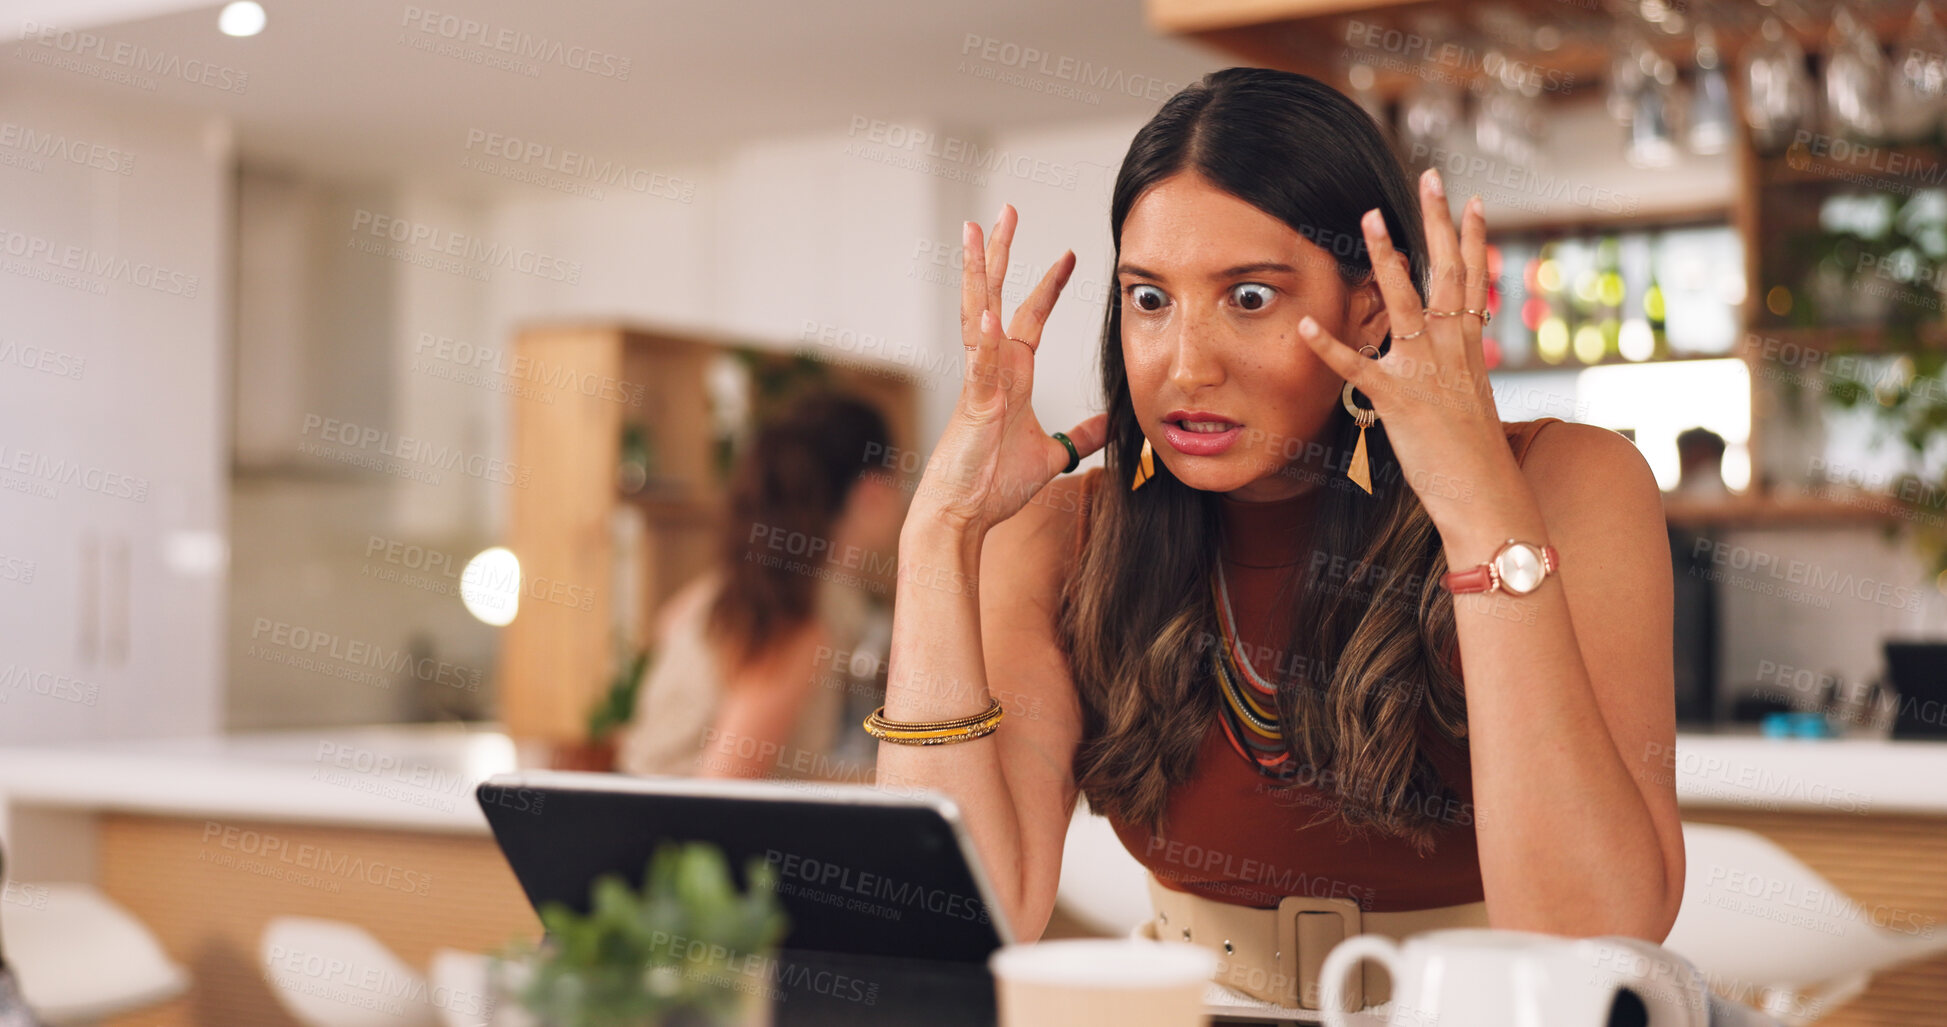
917, 203, 1109, 536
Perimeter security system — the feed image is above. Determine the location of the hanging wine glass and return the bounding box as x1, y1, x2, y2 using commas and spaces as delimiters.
1346, 60, 1390, 135
1890, 0, 1947, 141
1505, 72, 1546, 167
1825, 4, 1889, 140
1688, 23, 1735, 154
1628, 51, 1682, 167
1398, 76, 1462, 167
1742, 16, 1814, 151
1608, 25, 1649, 124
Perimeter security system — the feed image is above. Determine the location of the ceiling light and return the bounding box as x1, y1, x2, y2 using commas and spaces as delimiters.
219, 1, 265, 37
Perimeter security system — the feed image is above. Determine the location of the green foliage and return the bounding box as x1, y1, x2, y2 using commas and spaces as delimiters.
587, 648, 651, 745
497, 842, 790, 1027
1794, 189, 1947, 573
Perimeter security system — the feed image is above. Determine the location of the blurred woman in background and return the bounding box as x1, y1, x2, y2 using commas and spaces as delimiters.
617, 390, 908, 779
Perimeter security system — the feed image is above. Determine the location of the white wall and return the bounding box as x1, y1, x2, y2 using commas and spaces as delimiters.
972, 116, 1144, 466
0, 90, 230, 742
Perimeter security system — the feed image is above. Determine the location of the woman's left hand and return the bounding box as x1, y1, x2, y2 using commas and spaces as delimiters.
1295, 166, 1522, 535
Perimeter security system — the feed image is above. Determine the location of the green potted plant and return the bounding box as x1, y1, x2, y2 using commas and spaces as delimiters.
494, 842, 790, 1027
552, 648, 650, 772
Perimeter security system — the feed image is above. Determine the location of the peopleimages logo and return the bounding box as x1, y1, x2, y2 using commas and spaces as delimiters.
0, 443, 149, 501
15, 20, 250, 93
299, 414, 532, 487
461, 129, 694, 202
0, 121, 135, 174
348, 209, 582, 284
844, 116, 1081, 190
0, 227, 199, 296
398, 6, 631, 79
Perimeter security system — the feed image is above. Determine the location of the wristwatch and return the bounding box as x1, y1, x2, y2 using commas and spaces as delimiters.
1441, 538, 1558, 596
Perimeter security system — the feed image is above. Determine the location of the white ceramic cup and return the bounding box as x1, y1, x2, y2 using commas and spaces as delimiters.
1318, 928, 1704, 1027
989, 938, 1216, 1027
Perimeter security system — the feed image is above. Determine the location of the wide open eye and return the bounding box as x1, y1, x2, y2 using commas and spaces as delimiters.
1128, 284, 1167, 313
1231, 283, 1275, 311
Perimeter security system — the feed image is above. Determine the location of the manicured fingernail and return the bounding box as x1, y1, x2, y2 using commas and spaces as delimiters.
1424, 167, 1444, 197
1363, 209, 1387, 239
981, 309, 995, 333
964, 221, 975, 244
997, 204, 1008, 225
1468, 194, 1483, 216
1298, 316, 1318, 337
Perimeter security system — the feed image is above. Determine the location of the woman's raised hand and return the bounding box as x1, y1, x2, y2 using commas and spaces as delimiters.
916, 203, 1108, 535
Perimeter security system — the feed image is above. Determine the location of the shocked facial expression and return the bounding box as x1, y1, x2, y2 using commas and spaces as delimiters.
1117, 171, 1389, 502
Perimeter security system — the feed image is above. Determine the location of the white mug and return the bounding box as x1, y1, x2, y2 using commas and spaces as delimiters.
1318, 929, 1714, 1027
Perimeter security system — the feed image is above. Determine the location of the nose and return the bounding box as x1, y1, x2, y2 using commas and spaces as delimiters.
1166, 303, 1226, 394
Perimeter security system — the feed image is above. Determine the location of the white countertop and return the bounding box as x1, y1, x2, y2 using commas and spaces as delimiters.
0, 726, 1941, 832
1661, 732, 1947, 816
0, 723, 533, 834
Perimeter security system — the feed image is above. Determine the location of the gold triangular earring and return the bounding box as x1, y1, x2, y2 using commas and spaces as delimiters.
1341, 345, 1382, 494
1130, 436, 1156, 491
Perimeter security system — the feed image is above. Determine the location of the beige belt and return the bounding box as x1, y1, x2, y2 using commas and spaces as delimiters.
1133, 874, 1488, 1011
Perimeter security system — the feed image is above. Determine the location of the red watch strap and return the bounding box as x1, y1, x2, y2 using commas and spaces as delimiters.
1440, 544, 1558, 594
1441, 564, 1493, 593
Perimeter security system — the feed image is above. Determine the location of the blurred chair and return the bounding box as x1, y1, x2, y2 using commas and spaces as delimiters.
3, 882, 187, 1024
259, 917, 437, 1027
1054, 799, 1152, 936
1664, 822, 1947, 1025
427, 947, 533, 1027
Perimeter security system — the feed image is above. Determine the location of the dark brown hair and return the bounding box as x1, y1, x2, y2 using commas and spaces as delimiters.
1056, 67, 1468, 853
707, 389, 890, 673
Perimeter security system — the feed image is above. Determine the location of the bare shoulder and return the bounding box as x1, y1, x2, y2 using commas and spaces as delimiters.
1515, 420, 1662, 523
1510, 422, 1666, 557
654, 572, 719, 645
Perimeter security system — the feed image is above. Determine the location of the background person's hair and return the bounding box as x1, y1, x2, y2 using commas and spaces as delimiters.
1676, 426, 1726, 459
707, 389, 891, 673
1057, 66, 1470, 853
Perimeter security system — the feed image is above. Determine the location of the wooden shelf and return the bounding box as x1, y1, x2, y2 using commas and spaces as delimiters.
1490, 350, 1742, 375
1742, 323, 1947, 355
499, 322, 917, 743
1663, 491, 1908, 530
1148, 0, 1931, 103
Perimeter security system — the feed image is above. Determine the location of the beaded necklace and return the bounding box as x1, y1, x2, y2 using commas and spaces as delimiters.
1210, 559, 1295, 778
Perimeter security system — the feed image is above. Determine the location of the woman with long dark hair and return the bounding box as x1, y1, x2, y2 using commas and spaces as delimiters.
619, 389, 906, 779
872, 67, 1682, 1011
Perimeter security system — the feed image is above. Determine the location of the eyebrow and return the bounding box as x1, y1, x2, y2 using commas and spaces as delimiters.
1115, 261, 1301, 281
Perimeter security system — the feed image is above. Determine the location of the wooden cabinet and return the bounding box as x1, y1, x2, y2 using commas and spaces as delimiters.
499, 322, 915, 742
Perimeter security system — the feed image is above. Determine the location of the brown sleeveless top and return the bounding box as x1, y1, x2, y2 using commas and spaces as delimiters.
1071, 417, 1561, 912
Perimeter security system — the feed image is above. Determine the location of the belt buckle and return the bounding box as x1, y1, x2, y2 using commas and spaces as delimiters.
1275, 893, 1363, 1011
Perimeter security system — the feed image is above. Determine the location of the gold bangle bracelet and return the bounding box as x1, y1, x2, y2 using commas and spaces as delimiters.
867, 697, 1002, 731
865, 720, 1002, 745
864, 698, 1005, 745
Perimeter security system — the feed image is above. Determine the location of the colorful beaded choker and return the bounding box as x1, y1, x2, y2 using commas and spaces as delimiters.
1211, 559, 1294, 778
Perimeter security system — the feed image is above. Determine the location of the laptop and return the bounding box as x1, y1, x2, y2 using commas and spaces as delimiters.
476, 771, 1317, 1024
1884, 641, 1947, 739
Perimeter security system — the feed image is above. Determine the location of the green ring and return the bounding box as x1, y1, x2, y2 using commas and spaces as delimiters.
1051, 432, 1080, 474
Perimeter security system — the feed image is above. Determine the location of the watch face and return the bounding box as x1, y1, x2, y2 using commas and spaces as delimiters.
1494, 542, 1546, 595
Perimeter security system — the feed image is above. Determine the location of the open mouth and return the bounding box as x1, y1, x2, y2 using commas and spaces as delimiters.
1161, 417, 1244, 456
1173, 419, 1237, 433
